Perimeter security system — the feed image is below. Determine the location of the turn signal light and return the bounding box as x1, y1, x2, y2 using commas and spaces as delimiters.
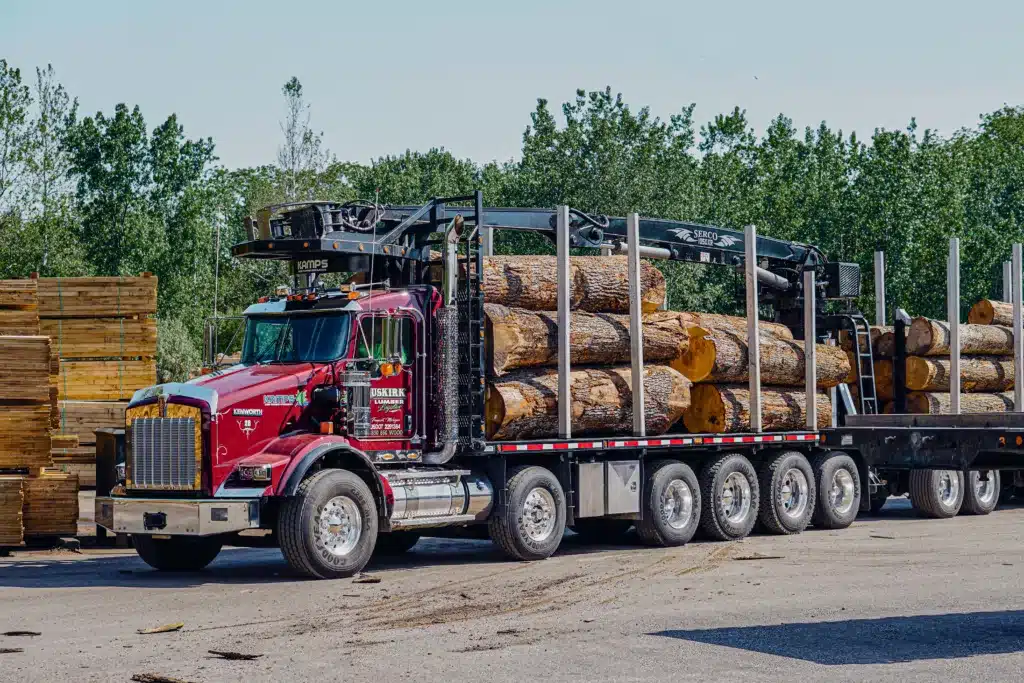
347, 291, 361, 300
320, 421, 334, 435
380, 362, 394, 377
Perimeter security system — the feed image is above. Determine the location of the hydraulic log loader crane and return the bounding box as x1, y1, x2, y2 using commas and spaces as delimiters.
98, 191, 1005, 579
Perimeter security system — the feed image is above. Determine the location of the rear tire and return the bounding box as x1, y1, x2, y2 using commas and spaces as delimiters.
572, 518, 633, 543
699, 454, 759, 541
758, 451, 815, 535
489, 465, 566, 561
133, 535, 222, 572
373, 531, 421, 556
961, 470, 1000, 516
909, 470, 964, 519
278, 469, 379, 579
635, 461, 700, 547
811, 452, 861, 529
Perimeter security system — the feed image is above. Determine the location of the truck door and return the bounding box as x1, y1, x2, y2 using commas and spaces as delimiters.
355, 313, 415, 447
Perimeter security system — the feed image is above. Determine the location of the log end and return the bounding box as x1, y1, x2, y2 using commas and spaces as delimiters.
682, 383, 725, 433
671, 326, 715, 382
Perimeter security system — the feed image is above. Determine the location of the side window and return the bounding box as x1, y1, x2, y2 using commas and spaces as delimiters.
356, 317, 385, 359
395, 318, 412, 364
355, 316, 413, 363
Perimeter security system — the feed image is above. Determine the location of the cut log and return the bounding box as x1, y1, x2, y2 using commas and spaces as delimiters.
874, 359, 894, 401
37, 275, 157, 318
906, 317, 1013, 356
40, 317, 157, 359
0, 404, 53, 469
57, 401, 128, 445
674, 326, 850, 387
674, 312, 793, 340
57, 359, 156, 400
22, 471, 78, 537
485, 304, 690, 375
0, 476, 25, 546
906, 391, 1013, 415
841, 326, 889, 353
968, 299, 1013, 326
683, 384, 831, 433
485, 365, 690, 440
905, 356, 1014, 392
0, 336, 52, 403
481, 256, 665, 313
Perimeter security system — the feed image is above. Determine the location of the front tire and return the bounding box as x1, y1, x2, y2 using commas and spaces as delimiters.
635, 460, 701, 547
133, 535, 222, 572
909, 470, 964, 519
811, 452, 861, 529
699, 454, 759, 541
758, 451, 815, 535
278, 469, 379, 579
489, 465, 566, 561
962, 470, 1000, 515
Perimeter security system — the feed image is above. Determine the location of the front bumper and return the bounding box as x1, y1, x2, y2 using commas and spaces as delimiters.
96, 496, 260, 536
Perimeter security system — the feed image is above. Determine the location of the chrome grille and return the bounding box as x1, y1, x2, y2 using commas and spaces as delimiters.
130, 417, 198, 490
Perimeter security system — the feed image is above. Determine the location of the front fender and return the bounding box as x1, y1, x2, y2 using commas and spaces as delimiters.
275, 437, 388, 518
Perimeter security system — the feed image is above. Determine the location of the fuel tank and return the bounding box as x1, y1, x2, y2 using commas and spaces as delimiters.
382, 469, 493, 530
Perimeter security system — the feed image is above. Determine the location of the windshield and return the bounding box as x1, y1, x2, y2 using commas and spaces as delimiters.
241, 313, 351, 364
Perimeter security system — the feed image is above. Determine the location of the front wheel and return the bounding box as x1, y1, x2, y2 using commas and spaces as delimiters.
278, 469, 379, 579
133, 535, 222, 572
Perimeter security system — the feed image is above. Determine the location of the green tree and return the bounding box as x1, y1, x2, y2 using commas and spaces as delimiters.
0, 59, 32, 210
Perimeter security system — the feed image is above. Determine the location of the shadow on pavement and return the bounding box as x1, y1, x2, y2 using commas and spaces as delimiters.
652, 610, 1024, 664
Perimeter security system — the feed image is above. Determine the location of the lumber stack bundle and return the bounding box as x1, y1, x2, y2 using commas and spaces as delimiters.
0, 279, 39, 335
0, 476, 24, 546
22, 470, 78, 536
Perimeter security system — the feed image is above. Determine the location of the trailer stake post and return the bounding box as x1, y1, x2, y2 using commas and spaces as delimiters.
804, 269, 817, 430
873, 251, 885, 325
626, 213, 646, 436
948, 238, 961, 414
1004, 260, 1013, 302
744, 224, 762, 432
557, 205, 572, 438
1014, 244, 1023, 412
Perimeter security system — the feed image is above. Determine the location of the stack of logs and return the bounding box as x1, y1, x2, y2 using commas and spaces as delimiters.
482, 256, 849, 437
856, 299, 1017, 415
44, 276, 157, 487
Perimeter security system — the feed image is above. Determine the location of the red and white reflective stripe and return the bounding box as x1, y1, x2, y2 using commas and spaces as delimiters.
607, 438, 695, 448
706, 433, 819, 445
496, 441, 604, 453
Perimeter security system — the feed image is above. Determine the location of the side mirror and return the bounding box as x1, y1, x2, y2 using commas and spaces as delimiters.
312, 386, 342, 409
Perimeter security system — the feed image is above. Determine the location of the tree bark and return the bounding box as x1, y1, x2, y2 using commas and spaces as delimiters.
485, 365, 690, 440
905, 356, 1014, 392
674, 326, 850, 387
906, 317, 1014, 356
874, 359, 894, 401
672, 312, 793, 340
482, 256, 666, 313
683, 384, 831, 433
968, 299, 1013, 326
485, 304, 690, 375
906, 391, 1014, 415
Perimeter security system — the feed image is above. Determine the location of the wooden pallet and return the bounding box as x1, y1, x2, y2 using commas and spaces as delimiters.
38, 275, 157, 319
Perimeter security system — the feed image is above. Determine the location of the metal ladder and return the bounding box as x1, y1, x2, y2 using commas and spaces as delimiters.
842, 313, 879, 415
457, 194, 487, 448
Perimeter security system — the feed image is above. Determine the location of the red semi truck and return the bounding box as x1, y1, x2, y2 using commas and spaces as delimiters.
96, 194, 1019, 578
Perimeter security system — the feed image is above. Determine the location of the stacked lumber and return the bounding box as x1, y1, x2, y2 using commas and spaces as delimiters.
481, 255, 845, 436
889, 310, 1017, 414
0, 404, 53, 469
0, 476, 24, 546
22, 470, 78, 536
41, 276, 156, 485
0, 279, 39, 335
0, 337, 54, 471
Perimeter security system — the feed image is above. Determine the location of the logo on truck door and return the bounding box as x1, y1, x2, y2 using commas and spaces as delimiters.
371, 387, 405, 413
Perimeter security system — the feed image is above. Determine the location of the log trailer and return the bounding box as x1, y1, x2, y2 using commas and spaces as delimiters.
95, 192, 1024, 578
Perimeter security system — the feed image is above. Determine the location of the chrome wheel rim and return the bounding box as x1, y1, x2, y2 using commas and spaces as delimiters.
662, 479, 694, 530
522, 487, 557, 543
316, 495, 362, 557
780, 468, 809, 520
830, 469, 856, 515
937, 471, 960, 506
720, 472, 752, 524
974, 471, 997, 505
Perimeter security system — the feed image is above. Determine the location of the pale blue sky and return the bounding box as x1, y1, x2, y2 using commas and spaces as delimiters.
3, 0, 1022, 169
